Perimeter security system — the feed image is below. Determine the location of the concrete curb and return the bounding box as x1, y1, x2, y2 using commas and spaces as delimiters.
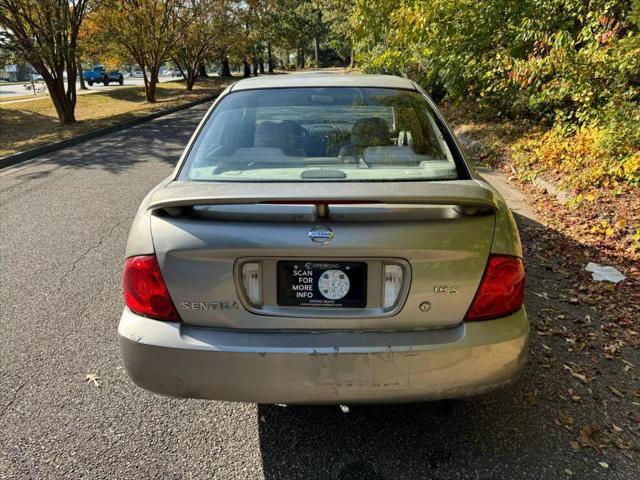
0, 92, 219, 170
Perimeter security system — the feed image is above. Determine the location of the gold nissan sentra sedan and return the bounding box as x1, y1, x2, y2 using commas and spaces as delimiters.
118, 73, 529, 404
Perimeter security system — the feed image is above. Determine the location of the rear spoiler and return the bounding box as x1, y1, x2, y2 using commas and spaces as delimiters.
147, 180, 497, 216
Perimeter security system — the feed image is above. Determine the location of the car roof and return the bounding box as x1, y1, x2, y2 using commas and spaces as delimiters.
229, 73, 417, 91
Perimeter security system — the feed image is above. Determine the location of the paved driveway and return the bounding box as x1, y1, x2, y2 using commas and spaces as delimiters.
0, 104, 635, 479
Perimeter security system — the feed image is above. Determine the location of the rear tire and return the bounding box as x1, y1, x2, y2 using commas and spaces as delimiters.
87, 80, 93, 86
118, 76, 123, 85
103, 77, 109, 86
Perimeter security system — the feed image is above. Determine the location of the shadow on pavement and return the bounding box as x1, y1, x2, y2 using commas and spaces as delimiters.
256, 382, 542, 480
4, 103, 208, 184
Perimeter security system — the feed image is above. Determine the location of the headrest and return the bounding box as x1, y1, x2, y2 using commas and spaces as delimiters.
254, 121, 302, 155
351, 117, 391, 147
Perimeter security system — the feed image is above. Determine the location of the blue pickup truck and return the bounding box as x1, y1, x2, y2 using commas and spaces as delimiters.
83, 66, 123, 86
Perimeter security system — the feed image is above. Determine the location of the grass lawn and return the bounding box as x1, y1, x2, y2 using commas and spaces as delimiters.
0, 78, 231, 158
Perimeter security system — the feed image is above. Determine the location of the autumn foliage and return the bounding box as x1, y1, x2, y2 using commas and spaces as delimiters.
351, 0, 640, 185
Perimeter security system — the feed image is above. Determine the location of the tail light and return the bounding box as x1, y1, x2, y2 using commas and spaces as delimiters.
123, 255, 180, 321
465, 254, 524, 321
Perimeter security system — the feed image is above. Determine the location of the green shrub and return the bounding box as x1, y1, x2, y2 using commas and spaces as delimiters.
351, 0, 640, 187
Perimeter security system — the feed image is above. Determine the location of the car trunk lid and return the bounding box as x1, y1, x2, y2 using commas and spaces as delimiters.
149, 180, 496, 330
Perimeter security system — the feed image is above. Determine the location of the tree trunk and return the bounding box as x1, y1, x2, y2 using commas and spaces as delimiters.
198, 63, 208, 77
267, 44, 273, 73
220, 57, 232, 77
143, 68, 158, 102
146, 81, 156, 102
186, 66, 197, 90
243, 58, 251, 78
77, 61, 87, 90
314, 37, 319, 65
66, 58, 78, 114
300, 50, 305, 69
180, 62, 200, 91
37, 55, 77, 124
259, 57, 265, 74
44, 75, 76, 124
252, 59, 259, 76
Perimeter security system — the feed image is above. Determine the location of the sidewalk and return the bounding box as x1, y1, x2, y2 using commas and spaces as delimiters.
477, 167, 539, 221
0, 88, 100, 105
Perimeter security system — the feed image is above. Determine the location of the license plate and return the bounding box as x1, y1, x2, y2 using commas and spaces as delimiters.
277, 261, 367, 308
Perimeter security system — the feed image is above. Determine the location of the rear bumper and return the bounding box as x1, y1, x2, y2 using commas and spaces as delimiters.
118, 308, 529, 404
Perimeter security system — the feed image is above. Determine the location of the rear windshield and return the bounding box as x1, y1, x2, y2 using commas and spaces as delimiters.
180, 87, 462, 182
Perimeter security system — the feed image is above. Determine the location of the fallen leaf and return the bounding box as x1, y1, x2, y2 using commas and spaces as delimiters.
578, 425, 610, 452
559, 410, 574, 427
567, 387, 581, 401
599, 462, 609, 469
609, 386, 623, 397
563, 364, 588, 383
85, 373, 101, 388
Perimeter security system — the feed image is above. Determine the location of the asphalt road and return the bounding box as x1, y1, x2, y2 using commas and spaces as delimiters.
1, 104, 636, 479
